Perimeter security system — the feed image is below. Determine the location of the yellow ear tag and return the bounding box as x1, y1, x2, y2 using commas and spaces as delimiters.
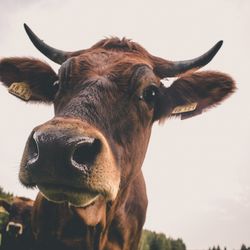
172, 102, 198, 114
8, 82, 32, 101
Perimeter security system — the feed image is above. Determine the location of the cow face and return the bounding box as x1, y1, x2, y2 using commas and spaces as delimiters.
0, 25, 235, 213
0, 197, 33, 238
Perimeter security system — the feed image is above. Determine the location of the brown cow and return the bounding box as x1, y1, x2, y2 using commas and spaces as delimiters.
0, 197, 34, 250
0, 24, 235, 250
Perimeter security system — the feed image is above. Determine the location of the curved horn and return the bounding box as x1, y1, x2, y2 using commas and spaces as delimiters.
153, 41, 223, 78
24, 24, 84, 65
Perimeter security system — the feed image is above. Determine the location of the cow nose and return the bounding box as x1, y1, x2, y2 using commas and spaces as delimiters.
6, 222, 23, 236
26, 130, 101, 174
71, 138, 101, 170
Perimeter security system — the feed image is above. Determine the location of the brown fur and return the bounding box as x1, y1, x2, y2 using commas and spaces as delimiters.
0, 37, 236, 250
0, 197, 34, 250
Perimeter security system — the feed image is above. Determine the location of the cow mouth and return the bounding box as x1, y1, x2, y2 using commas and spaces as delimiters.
37, 183, 102, 208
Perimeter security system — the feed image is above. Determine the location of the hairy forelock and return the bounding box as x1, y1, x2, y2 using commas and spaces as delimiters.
91, 37, 150, 55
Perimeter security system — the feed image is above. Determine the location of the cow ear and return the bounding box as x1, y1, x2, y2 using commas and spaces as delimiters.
0, 57, 58, 103
155, 71, 236, 121
0, 199, 11, 212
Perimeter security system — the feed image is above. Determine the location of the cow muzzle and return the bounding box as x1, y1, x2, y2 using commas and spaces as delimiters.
19, 117, 120, 207
6, 222, 23, 237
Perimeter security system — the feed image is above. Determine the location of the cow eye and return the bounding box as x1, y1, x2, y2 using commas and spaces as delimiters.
53, 80, 60, 93
140, 84, 159, 106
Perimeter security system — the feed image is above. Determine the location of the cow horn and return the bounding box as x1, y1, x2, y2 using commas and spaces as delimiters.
153, 40, 223, 78
24, 23, 82, 65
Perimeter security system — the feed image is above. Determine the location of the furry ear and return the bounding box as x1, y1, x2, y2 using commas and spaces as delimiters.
0, 57, 58, 103
0, 199, 11, 213
156, 71, 236, 121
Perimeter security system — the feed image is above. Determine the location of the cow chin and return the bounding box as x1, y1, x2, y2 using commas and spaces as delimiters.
37, 184, 101, 207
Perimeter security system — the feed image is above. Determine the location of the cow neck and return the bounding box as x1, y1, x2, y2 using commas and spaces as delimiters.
31, 193, 106, 250
31, 180, 140, 250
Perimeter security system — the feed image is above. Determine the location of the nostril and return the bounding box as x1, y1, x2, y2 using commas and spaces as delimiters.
71, 138, 101, 168
27, 135, 39, 165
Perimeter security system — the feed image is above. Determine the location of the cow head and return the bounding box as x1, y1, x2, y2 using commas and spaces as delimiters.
0, 197, 33, 237
0, 24, 235, 224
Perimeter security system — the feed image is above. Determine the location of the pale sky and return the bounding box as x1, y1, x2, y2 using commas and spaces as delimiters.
0, 0, 249, 249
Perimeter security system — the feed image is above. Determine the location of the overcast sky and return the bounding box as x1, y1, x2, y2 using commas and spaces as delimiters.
0, 0, 249, 249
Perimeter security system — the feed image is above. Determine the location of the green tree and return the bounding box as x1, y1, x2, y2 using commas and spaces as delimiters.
171, 238, 186, 250
139, 230, 153, 250
0, 207, 9, 230
240, 244, 247, 250
0, 186, 12, 230
139, 230, 186, 250
0, 187, 13, 202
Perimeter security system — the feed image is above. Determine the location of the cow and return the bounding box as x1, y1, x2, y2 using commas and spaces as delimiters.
0, 24, 235, 250
0, 197, 34, 250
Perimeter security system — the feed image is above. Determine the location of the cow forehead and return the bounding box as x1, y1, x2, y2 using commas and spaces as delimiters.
79, 47, 151, 63
69, 48, 153, 79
